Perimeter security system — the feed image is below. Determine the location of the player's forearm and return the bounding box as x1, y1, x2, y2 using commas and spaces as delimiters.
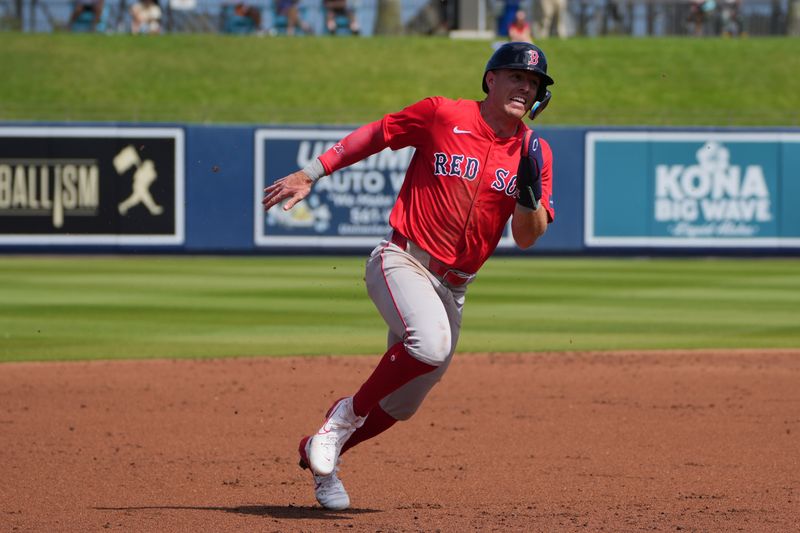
511, 204, 548, 249
315, 120, 387, 177
267, 120, 387, 210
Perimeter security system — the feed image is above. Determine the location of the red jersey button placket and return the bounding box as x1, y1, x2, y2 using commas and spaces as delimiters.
459, 139, 495, 255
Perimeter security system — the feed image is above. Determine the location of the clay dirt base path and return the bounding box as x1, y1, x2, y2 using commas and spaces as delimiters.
1, 350, 798, 532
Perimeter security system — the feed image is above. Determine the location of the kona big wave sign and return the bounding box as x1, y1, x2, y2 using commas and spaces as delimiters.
585, 132, 800, 248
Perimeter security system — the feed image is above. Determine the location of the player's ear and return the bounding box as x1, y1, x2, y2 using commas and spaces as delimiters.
485, 71, 495, 90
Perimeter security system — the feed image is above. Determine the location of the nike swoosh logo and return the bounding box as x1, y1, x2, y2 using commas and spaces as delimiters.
453, 126, 472, 134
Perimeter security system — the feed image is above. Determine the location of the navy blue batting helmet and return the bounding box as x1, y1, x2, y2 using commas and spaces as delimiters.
482, 42, 554, 101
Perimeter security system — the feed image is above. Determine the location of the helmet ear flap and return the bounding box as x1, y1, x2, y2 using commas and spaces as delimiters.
536, 85, 547, 103
529, 90, 552, 121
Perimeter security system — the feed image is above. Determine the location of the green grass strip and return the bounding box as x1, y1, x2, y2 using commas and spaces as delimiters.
1, 34, 798, 125
1, 256, 797, 362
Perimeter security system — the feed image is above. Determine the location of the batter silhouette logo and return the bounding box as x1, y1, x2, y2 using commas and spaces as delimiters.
0, 127, 184, 245
113, 145, 164, 216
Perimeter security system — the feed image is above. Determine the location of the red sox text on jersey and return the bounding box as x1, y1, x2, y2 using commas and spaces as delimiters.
320, 96, 554, 274
384, 96, 554, 274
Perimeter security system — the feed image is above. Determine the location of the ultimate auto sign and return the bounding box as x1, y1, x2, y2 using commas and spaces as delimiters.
0, 127, 184, 245
254, 128, 413, 247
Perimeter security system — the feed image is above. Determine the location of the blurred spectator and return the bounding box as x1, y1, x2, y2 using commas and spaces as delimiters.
68, 0, 106, 32
719, 0, 743, 36
323, 0, 360, 35
496, 0, 521, 37
687, 0, 716, 36
275, 0, 313, 35
507, 8, 533, 42
538, 0, 569, 37
601, 0, 624, 35
130, 0, 162, 34
235, 2, 262, 29
404, 0, 452, 36
221, 1, 262, 33
436, 0, 457, 34
791, 0, 800, 36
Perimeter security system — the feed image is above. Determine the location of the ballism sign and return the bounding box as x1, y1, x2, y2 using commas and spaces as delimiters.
0, 127, 184, 245
585, 132, 800, 248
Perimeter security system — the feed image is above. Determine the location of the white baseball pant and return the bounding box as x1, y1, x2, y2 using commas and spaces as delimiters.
364, 232, 469, 420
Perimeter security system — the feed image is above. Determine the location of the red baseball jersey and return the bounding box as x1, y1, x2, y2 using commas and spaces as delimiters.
382, 96, 554, 274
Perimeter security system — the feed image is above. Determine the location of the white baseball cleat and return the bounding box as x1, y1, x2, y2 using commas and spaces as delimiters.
298, 435, 350, 511
307, 396, 365, 476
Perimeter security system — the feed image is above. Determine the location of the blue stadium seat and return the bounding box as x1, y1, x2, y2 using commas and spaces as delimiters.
330, 13, 352, 35
272, 13, 289, 33
220, 4, 259, 34
70, 2, 109, 32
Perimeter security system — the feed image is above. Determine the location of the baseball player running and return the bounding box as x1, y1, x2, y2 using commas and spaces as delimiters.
262, 42, 556, 511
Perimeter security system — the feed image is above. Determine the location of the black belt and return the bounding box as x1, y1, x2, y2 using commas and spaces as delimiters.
390, 231, 475, 287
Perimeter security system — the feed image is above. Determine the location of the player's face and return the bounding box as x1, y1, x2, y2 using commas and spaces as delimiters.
487, 69, 541, 120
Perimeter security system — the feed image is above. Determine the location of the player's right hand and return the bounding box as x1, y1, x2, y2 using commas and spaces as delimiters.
262, 171, 313, 212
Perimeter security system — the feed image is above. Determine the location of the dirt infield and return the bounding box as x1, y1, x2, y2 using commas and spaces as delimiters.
1, 350, 798, 532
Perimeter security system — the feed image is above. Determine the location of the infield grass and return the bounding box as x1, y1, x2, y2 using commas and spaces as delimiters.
1, 256, 797, 362
1, 33, 798, 126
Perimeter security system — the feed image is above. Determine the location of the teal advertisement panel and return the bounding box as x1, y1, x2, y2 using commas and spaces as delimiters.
585, 132, 800, 248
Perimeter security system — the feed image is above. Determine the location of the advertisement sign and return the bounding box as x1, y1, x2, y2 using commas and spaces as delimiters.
0, 127, 184, 245
254, 129, 414, 247
585, 132, 800, 247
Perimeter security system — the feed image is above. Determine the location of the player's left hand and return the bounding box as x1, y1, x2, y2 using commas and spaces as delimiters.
262, 171, 313, 211
515, 130, 542, 211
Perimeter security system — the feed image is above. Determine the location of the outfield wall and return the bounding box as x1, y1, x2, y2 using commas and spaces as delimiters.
1, 123, 798, 255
